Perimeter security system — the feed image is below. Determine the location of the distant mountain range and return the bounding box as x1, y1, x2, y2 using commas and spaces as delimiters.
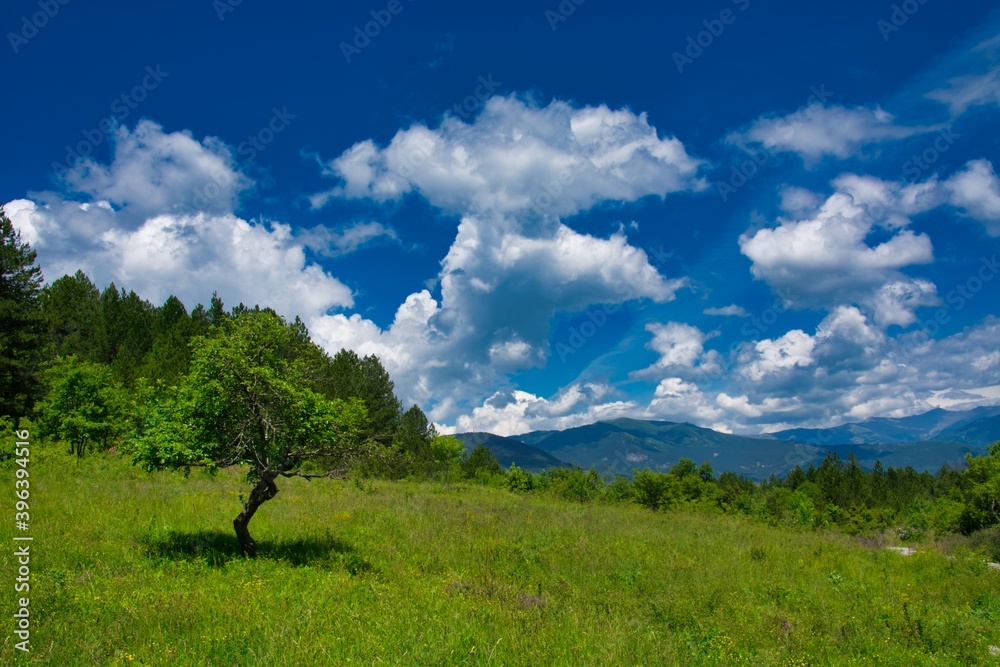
767, 405, 1000, 446
455, 407, 1000, 481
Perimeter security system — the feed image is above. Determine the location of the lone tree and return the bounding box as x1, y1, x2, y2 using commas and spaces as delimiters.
132, 309, 374, 556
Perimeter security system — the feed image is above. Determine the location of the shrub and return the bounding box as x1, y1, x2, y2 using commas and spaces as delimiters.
604, 475, 634, 503
632, 469, 679, 511
505, 464, 538, 493
547, 467, 603, 502
928, 497, 965, 534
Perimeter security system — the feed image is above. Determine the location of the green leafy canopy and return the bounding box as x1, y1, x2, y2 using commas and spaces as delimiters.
131, 310, 373, 481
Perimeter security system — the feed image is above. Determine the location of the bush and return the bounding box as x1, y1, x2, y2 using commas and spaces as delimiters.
505, 464, 538, 493
928, 497, 965, 534
470, 468, 505, 487
547, 467, 603, 502
632, 469, 679, 511
787, 490, 817, 528
604, 476, 634, 503
967, 526, 1000, 562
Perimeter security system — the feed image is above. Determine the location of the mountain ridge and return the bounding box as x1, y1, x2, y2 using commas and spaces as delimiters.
453, 432, 567, 472
456, 407, 999, 481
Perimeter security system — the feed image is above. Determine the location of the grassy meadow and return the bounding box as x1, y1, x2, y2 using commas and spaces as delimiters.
3, 450, 1000, 666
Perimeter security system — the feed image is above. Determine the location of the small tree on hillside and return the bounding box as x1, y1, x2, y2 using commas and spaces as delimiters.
430, 434, 465, 486
461, 444, 503, 479
132, 310, 376, 556
37, 356, 122, 457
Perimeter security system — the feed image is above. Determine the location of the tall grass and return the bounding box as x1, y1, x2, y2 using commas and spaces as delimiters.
2, 450, 999, 666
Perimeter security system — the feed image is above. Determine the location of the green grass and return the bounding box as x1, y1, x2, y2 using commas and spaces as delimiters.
3, 451, 1000, 666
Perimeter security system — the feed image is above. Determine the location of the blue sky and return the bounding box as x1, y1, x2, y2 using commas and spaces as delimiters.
3, 0, 1000, 435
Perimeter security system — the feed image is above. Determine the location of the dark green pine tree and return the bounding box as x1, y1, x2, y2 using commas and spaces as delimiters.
461, 444, 503, 479
323, 349, 402, 443
138, 295, 201, 386
40, 270, 102, 361
95, 283, 123, 365
186, 293, 225, 341
0, 208, 46, 420
396, 403, 436, 471
206, 292, 227, 328
97, 284, 155, 386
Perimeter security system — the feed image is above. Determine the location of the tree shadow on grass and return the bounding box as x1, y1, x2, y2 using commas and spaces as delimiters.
139, 530, 373, 573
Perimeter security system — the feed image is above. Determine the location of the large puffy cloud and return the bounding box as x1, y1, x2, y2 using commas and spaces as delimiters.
4, 122, 352, 321
438, 215, 683, 359
309, 96, 698, 422
61, 120, 252, 221
739, 175, 937, 326
727, 104, 934, 162
738, 329, 816, 382
739, 162, 1000, 327
312, 213, 685, 419
312, 95, 706, 217
646, 377, 726, 429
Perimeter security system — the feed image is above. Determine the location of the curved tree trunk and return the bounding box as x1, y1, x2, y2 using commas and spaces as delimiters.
233, 470, 279, 557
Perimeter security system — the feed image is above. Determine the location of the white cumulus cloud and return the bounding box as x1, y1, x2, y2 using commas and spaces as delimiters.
4, 122, 352, 323
945, 159, 1000, 235
312, 95, 707, 217
728, 104, 934, 162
